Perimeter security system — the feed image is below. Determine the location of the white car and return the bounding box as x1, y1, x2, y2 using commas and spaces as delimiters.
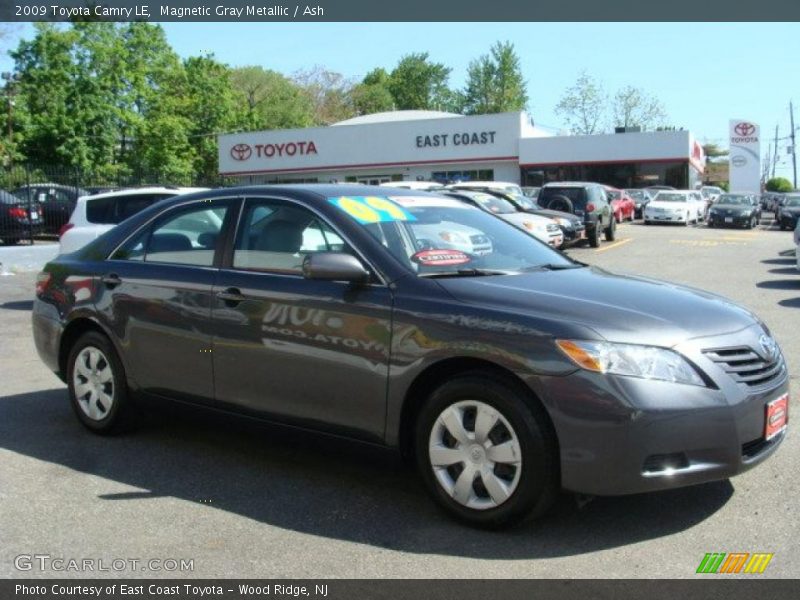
644, 190, 704, 225
795, 218, 800, 272
443, 190, 563, 247
59, 187, 207, 254
449, 180, 526, 197
379, 181, 445, 191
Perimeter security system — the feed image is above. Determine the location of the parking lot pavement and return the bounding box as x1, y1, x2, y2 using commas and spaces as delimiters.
0, 242, 58, 274
0, 220, 797, 579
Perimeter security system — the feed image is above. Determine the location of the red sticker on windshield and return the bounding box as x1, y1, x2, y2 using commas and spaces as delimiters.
411, 249, 471, 266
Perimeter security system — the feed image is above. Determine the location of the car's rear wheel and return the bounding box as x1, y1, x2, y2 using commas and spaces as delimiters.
67, 331, 135, 434
589, 225, 601, 247
415, 375, 557, 528
605, 217, 616, 241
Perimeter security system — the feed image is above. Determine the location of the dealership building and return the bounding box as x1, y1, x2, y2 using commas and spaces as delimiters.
218, 110, 705, 189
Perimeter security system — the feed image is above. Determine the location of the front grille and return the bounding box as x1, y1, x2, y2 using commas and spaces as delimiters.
703, 346, 785, 387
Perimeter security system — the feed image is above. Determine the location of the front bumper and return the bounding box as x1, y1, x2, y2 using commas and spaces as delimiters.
534, 325, 789, 496
780, 215, 798, 229
708, 213, 753, 227
644, 211, 687, 223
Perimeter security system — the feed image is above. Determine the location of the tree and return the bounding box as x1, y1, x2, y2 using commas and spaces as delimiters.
388, 53, 452, 111
351, 67, 394, 115
230, 66, 314, 130
554, 72, 605, 135
182, 55, 243, 183
611, 85, 667, 131
703, 143, 729, 160
462, 41, 528, 115
293, 66, 356, 125
765, 177, 793, 192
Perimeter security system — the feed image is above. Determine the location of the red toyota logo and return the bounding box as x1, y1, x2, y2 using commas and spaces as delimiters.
230, 143, 252, 161
734, 122, 756, 137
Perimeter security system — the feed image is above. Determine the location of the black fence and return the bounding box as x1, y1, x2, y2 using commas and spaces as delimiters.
0, 164, 236, 245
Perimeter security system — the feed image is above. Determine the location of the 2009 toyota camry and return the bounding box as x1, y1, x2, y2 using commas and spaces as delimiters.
32, 185, 789, 527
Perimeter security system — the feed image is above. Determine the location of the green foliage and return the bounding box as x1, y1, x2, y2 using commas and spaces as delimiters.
293, 66, 356, 125
462, 42, 527, 115
765, 177, 793, 192
388, 53, 452, 111
231, 66, 314, 130
554, 71, 605, 135
611, 85, 667, 131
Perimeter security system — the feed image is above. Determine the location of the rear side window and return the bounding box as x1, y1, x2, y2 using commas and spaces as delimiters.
112, 201, 230, 266
87, 193, 172, 224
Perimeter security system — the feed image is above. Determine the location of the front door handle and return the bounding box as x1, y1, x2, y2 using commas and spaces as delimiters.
100, 273, 122, 288
216, 287, 246, 305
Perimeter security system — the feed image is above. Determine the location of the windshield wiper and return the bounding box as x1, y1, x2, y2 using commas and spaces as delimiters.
524, 262, 586, 272
420, 268, 512, 278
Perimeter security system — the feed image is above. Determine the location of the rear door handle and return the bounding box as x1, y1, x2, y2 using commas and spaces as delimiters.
101, 273, 122, 288
216, 287, 246, 304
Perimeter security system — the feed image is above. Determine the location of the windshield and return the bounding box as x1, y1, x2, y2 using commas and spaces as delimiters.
328, 195, 573, 276
468, 193, 518, 214
784, 196, 800, 207
654, 192, 689, 203
714, 195, 751, 206
625, 190, 645, 201
607, 190, 621, 200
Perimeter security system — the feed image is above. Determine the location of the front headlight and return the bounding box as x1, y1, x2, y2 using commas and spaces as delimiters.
555, 217, 571, 228
556, 340, 706, 386
523, 221, 545, 233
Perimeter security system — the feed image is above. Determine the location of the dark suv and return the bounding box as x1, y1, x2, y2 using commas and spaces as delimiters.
538, 182, 615, 248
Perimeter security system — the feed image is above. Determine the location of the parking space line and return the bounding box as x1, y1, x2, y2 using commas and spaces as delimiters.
595, 238, 632, 253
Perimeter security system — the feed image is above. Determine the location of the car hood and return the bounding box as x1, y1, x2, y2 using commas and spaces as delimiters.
436, 266, 760, 347
498, 213, 555, 227
527, 208, 581, 224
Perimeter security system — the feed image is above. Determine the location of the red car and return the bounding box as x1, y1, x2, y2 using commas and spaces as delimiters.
603, 185, 636, 222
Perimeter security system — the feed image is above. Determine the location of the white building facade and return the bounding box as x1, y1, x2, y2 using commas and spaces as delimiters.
218, 111, 704, 189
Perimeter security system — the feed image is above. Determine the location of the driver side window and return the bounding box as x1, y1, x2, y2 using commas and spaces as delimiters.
232, 199, 351, 274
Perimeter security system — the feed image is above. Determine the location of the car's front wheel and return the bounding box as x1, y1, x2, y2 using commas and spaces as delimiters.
415, 375, 558, 528
67, 331, 135, 434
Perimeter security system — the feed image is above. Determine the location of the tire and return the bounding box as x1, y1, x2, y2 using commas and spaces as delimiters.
414, 374, 558, 528
546, 195, 574, 214
779, 222, 787, 231
66, 330, 136, 434
746, 217, 755, 230
643, 220, 650, 226
604, 217, 616, 241
589, 225, 601, 247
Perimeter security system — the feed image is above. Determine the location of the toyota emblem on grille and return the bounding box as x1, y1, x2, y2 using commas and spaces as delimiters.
759, 335, 778, 361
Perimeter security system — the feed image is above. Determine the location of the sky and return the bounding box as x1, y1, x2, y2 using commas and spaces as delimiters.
2, 22, 799, 180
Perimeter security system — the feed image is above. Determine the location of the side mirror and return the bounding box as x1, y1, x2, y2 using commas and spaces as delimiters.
302, 252, 370, 283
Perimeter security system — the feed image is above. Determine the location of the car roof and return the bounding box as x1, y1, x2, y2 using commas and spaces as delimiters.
78, 186, 209, 202
450, 181, 520, 188
541, 182, 598, 188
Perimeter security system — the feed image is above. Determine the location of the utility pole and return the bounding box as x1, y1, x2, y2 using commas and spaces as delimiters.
772, 124, 779, 179
790, 101, 798, 189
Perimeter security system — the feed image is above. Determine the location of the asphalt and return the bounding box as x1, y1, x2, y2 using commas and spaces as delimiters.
0, 213, 797, 579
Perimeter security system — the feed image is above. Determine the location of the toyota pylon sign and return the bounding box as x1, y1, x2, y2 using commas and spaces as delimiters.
729, 119, 761, 192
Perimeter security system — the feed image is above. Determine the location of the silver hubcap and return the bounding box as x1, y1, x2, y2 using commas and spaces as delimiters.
73, 346, 114, 421
428, 400, 522, 510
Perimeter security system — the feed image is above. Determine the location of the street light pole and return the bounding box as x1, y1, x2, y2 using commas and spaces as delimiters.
790, 101, 798, 189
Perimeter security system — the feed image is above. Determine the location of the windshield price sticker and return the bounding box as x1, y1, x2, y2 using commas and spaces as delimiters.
411, 249, 471, 266
328, 196, 416, 224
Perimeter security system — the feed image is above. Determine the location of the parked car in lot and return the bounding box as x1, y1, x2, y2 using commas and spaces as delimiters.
443, 184, 585, 247
59, 187, 207, 254
624, 188, 653, 218
379, 181, 445, 192
795, 219, 800, 272
1, 189, 43, 244
707, 194, 762, 229
603, 185, 635, 222
777, 194, 800, 230
767, 193, 785, 213
442, 190, 563, 247
521, 186, 540, 199
643, 190, 704, 225
32, 185, 789, 528
538, 182, 616, 248
12, 183, 89, 235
